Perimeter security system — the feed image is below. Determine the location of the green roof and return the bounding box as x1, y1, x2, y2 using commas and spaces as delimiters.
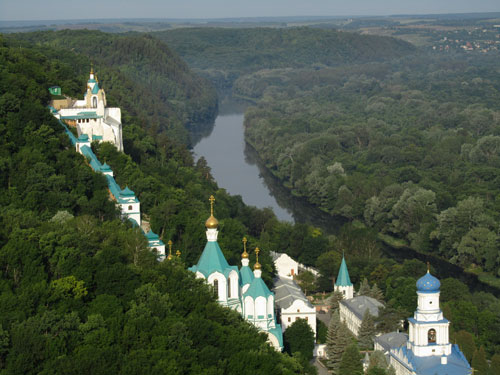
240, 265, 254, 286
91, 83, 100, 94
268, 325, 284, 349
145, 230, 159, 240
100, 162, 112, 172
244, 276, 273, 299
335, 256, 352, 287
121, 186, 135, 197
92, 135, 103, 141
189, 241, 237, 278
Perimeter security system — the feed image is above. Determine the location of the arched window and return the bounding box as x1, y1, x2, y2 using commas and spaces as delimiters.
128, 205, 133, 211
92, 96, 97, 108
213, 279, 219, 299
288, 317, 291, 322
228, 278, 231, 298
428, 329, 436, 343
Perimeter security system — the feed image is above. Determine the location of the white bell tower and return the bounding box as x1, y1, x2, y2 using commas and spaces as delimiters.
407, 266, 451, 357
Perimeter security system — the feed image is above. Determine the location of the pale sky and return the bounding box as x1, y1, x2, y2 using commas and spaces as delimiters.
1, 0, 499, 21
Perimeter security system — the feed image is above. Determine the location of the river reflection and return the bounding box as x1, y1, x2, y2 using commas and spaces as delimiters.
191, 100, 346, 230
192, 111, 295, 222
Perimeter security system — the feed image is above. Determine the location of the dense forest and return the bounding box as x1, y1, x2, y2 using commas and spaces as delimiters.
0, 34, 322, 373
1, 25, 500, 370
8, 30, 218, 145
242, 54, 500, 283
153, 27, 417, 92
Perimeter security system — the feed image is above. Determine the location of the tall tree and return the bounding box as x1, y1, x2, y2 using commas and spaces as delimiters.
339, 343, 363, 375
283, 318, 315, 362
369, 283, 384, 302
358, 278, 371, 296
471, 346, 488, 375
453, 330, 476, 363
326, 311, 352, 374
358, 310, 376, 350
329, 290, 344, 311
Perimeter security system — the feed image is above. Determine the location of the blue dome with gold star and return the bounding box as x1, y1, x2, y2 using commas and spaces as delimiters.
416, 271, 440, 293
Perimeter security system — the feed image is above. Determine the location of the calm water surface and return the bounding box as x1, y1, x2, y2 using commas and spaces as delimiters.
193, 113, 295, 222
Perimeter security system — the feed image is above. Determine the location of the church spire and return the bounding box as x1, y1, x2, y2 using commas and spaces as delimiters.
334, 253, 353, 299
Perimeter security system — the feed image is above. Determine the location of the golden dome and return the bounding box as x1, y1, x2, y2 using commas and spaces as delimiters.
242, 237, 249, 259
205, 195, 219, 229
205, 215, 219, 229
254, 247, 261, 270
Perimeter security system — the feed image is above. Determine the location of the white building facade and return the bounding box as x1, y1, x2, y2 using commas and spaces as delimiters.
389, 270, 471, 375
54, 68, 123, 151
189, 198, 283, 350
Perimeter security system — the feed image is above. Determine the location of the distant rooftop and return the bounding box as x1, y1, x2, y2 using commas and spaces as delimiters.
340, 295, 383, 320
273, 276, 313, 310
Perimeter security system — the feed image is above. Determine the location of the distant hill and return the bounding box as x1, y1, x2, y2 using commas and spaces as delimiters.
8, 30, 218, 144
153, 27, 417, 91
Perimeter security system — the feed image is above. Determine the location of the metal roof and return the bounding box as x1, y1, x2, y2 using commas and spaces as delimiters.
273, 276, 313, 310
340, 295, 383, 320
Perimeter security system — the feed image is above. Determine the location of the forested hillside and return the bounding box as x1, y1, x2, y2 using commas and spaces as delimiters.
9, 30, 218, 145
243, 54, 500, 281
153, 27, 417, 91
0, 35, 318, 374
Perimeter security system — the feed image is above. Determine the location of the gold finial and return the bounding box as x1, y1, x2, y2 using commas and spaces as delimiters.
90, 63, 94, 75
254, 247, 261, 270
209, 195, 215, 215
205, 195, 219, 229
242, 237, 249, 259
427, 261, 430, 273
167, 240, 173, 260
176, 250, 181, 257
95, 73, 98, 83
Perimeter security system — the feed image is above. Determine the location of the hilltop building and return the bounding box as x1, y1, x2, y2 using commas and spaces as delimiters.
189, 196, 283, 350
336, 256, 383, 336
389, 268, 471, 375
51, 67, 123, 151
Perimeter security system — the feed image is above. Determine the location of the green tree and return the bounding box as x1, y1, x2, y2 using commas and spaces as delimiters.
329, 290, 344, 311
339, 343, 363, 375
283, 318, 316, 361
489, 354, 500, 375
471, 346, 488, 375
296, 270, 317, 296
453, 330, 476, 363
358, 278, 371, 296
369, 283, 384, 302
358, 310, 376, 350
326, 311, 352, 374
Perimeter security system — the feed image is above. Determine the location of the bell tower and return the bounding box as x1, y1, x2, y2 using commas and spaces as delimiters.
407, 265, 451, 357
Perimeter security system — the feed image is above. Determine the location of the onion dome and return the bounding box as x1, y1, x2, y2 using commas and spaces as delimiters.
205, 195, 219, 229
242, 237, 249, 259
417, 270, 440, 292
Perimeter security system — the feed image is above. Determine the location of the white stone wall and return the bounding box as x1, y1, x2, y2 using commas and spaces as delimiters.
339, 303, 361, 336
274, 254, 299, 278
281, 299, 316, 335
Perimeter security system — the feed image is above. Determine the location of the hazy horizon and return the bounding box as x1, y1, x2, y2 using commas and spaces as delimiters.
1, 0, 500, 22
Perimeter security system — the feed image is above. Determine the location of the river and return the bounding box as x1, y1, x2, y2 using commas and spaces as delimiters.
191, 103, 499, 296
192, 105, 346, 231
193, 111, 294, 222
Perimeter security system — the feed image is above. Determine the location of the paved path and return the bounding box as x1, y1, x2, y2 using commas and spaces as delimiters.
312, 357, 329, 375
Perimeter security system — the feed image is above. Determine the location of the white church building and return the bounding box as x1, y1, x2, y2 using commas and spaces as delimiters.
188, 196, 283, 350
389, 269, 471, 375
52, 67, 123, 151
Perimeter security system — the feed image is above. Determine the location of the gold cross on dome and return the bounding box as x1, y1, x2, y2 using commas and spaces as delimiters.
209, 195, 215, 215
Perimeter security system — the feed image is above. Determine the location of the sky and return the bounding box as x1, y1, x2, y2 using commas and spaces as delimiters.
1, 0, 500, 21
